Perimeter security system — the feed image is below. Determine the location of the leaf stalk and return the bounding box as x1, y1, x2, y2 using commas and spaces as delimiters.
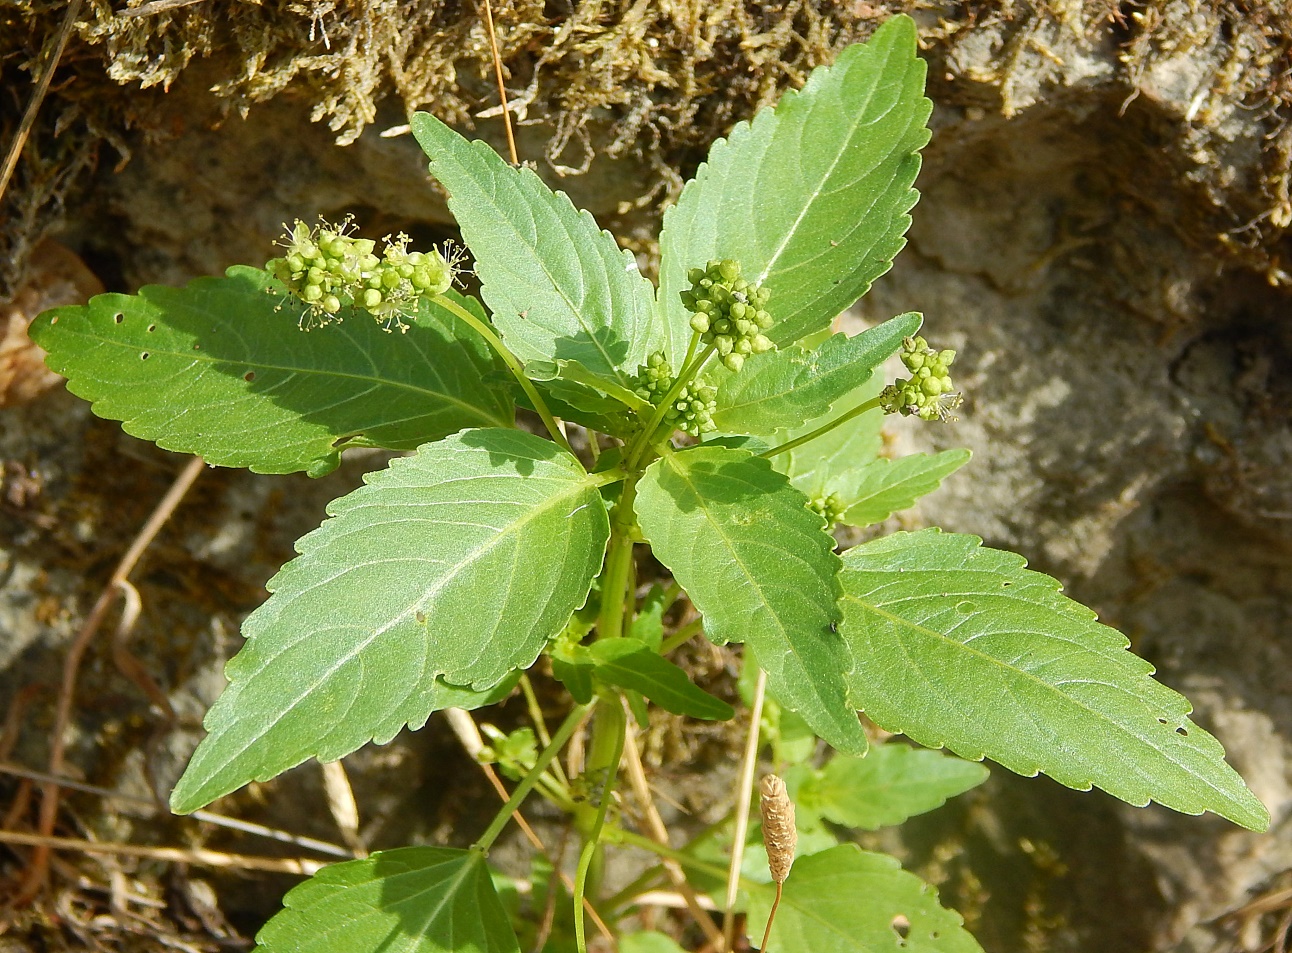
472, 702, 592, 853
431, 293, 574, 455
758, 395, 885, 460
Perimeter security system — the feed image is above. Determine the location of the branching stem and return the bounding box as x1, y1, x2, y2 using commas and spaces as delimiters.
431, 293, 573, 454
626, 334, 715, 470
758, 395, 885, 460
597, 476, 639, 641
472, 703, 592, 853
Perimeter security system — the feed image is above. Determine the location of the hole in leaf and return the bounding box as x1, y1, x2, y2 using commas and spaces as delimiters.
1176, 726, 1188, 736
931, 931, 940, 940
147, 324, 156, 332
192, 343, 201, 350
243, 371, 256, 382
955, 601, 976, 614
415, 611, 427, 624
1158, 717, 1168, 725
113, 312, 124, 324
140, 352, 150, 360
891, 915, 911, 941
1001, 581, 1012, 588
49, 316, 58, 325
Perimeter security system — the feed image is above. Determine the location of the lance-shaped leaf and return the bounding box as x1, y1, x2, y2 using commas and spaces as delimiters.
657, 15, 931, 358
839, 530, 1270, 831
798, 744, 989, 830
838, 448, 971, 527
635, 446, 867, 755
30, 268, 513, 476
744, 845, 983, 953
256, 847, 519, 953
589, 638, 734, 721
774, 373, 885, 499
171, 429, 610, 813
711, 313, 920, 435
412, 113, 659, 385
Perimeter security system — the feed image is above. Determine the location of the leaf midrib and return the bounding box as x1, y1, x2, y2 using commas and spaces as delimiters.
202, 462, 599, 786
752, 45, 898, 287
67, 327, 511, 428
840, 582, 1241, 805
434, 144, 639, 387
659, 454, 843, 708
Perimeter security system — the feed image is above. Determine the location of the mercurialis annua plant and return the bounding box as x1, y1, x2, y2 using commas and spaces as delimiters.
30, 15, 1267, 953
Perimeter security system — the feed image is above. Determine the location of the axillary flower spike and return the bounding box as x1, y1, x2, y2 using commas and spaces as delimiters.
266, 218, 462, 330
680, 258, 775, 372
880, 335, 962, 421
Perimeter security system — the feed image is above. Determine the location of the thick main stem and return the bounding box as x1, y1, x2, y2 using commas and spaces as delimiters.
574, 698, 626, 953
431, 293, 572, 455
597, 476, 639, 642
626, 335, 714, 470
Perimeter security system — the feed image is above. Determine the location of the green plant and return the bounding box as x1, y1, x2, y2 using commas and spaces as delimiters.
32, 15, 1268, 953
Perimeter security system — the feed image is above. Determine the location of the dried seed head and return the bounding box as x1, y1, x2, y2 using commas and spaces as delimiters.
760, 774, 796, 884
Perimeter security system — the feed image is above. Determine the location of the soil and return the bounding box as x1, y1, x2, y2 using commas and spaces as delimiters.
2, 2, 1291, 951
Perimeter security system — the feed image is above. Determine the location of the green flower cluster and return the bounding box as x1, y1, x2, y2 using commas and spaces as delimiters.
880, 335, 962, 421
680, 259, 774, 372
634, 352, 717, 436
808, 492, 847, 527
266, 220, 456, 329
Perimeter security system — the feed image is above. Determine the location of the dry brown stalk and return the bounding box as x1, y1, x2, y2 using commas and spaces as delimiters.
12, 454, 205, 905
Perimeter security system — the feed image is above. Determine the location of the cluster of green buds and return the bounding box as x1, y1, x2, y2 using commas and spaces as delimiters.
808, 492, 847, 527
880, 335, 962, 421
477, 725, 538, 782
634, 352, 717, 437
265, 219, 458, 330
680, 259, 774, 372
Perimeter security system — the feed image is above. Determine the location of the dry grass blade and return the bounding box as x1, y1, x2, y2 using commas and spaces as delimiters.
621, 716, 724, 947
479, 0, 518, 166
0, 0, 83, 204
0, 830, 325, 876
724, 666, 767, 953
13, 455, 205, 905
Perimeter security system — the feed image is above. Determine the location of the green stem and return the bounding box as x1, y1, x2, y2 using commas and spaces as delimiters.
471, 703, 592, 853
519, 673, 567, 786
597, 476, 639, 641
660, 616, 705, 655
431, 293, 573, 455
758, 395, 885, 460
574, 698, 626, 953
626, 335, 715, 470
609, 828, 733, 882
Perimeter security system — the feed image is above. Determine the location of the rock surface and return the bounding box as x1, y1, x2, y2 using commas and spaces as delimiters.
2, 4, 1290, 951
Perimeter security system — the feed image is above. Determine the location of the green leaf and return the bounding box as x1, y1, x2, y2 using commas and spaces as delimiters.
589, 638, 734, 721
657, 16, 932, 358
171, 429, 610, 813
744, 845, 983, 953
635, 446, 866, 755
711, 314, 920, 435
255, 847, 520, 953
775, 373, 885, 502
30, 268, 513, 476
526, 359, 653, 414
839, 530, 1270, 831
800, 744, 989, 830
411, 113, 659, 385
838, 449, 971, 527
